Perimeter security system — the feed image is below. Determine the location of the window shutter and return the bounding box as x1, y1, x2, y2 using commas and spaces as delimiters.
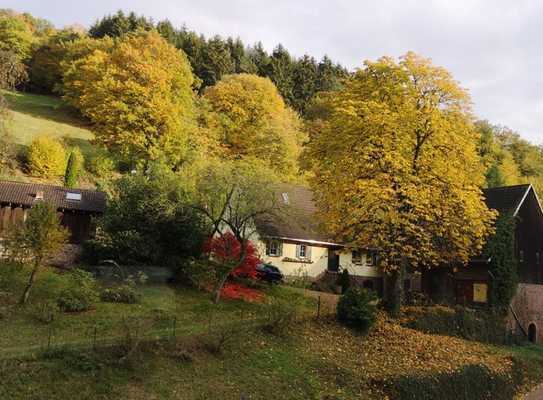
278, 242, 283, 256
296, 244, 301, 258
306, 246, 312, 261
265, 241, 271, 256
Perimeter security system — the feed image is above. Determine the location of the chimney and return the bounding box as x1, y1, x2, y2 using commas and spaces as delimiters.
35, 191, 44, 201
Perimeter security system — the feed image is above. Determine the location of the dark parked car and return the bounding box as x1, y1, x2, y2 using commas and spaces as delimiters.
256, 263, 283, 284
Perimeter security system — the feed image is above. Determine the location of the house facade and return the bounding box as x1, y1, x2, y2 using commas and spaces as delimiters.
252, 184, 383, 292
421, 184, 543, 341
0, 180, 106, 265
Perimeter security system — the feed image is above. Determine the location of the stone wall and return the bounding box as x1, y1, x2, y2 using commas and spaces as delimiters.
508, 283, 543, 343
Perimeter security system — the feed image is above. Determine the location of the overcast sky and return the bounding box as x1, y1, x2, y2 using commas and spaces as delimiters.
4, 0, 543, 145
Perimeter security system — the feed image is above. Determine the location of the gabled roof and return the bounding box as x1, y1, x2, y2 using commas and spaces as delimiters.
0, 180, 106, 213
482, 184, 537, 216
254, 184, 340, 246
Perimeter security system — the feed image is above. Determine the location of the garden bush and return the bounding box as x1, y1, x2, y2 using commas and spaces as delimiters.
57, 269, 99, 312
100, 272, 147, 304
402, 305, 511, 345
176, 258, 217, 290
86, 151, 115, 178
27, 135, 66, 178
30, 300, 59, 324
386, 363, 519, 400
336, 287, 377, 333
261, 295, 302, 336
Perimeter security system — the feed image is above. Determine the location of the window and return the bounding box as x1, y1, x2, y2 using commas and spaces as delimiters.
299, 244, 307, 258
473, 283, 488, 303
296, 244, 311, 260
265, 240, 282, 257
66, 192, 82, 201
366, 251, 378, 266
352, 250, 363, 265
281, 192, 289, 205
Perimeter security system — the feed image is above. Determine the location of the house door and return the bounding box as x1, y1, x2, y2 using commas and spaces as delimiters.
529, 323, 537, 343
327, 249, 340, 272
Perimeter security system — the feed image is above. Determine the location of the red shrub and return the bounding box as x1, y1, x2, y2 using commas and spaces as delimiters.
203, 232, 260, 279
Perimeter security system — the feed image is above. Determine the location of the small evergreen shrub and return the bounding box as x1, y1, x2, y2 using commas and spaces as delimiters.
64, 147, 84, 188
176, 258, 216, 290
27, 136, 66, 178
336, 288, 377, 333
57, 269, 99, 312
336, 268, 351, 294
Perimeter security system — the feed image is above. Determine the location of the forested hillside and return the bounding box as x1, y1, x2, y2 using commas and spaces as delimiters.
0, 7, 542, 197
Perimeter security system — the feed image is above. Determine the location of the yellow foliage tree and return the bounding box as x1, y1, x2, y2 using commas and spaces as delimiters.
203, 73, 305, 179
27, 135, 67, 178
305, 52, 496, 314
62, 32, 195, 167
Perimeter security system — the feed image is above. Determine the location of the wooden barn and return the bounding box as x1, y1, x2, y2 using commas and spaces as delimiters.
0, 180, 106, 244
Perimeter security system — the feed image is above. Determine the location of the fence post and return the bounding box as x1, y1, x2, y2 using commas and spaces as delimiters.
47, 325, 52, 351
317, 296, 321, 319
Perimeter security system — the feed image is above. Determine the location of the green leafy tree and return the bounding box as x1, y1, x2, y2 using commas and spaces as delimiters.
29, 28, 82, 94
0, 10, 34, 61
305, 53, 496, 315
62, 32, 195, 167
5, 202, 69, 305
191, 159, 280, 303
87, 162, 207, 266
64, 147, 84, 188
0, 50, 27, 171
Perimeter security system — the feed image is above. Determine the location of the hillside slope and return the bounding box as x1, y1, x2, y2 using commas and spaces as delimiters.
4, 91, 93, 149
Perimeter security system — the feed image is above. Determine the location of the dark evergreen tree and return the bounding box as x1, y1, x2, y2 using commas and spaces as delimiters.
292, 54, 318, 114
89, 10, 153, 38
265, 44, 295, 107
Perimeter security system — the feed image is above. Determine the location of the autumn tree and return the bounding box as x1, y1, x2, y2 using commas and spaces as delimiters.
305, 52, 496, 315
203, 73, 305, 178
0, 10, 34, 61
5, 202, 69, 305
0, 50, 27, 171
62, 32, 195, 167
191, 159, 280, 303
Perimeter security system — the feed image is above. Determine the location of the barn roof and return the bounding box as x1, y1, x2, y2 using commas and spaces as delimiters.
255, 183, 541, 247
0, 180, 106, 213
482, 184, 533, 216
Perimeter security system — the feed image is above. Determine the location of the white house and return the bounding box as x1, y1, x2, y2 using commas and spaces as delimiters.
252, 184, 383, 292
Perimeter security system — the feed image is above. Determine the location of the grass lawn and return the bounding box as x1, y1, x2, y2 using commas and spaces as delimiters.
4, 90, 94, 148
2, 279, 543, 399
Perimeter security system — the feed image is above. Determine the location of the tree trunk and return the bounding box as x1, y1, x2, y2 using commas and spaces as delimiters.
383, 259, 407, 317
20, 261, 40, 305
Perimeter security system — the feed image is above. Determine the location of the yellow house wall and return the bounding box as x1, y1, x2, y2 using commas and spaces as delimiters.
254, 235, 383, 279
339, 251, 382, 278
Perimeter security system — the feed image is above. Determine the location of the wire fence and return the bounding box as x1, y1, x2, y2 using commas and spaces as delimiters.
0, 288, 338, 361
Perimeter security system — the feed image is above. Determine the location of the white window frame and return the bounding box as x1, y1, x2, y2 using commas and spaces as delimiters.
352, 250, 363, 265
269, 240, 279, 257
366, 251, 377, 267
299, 244, 307, 259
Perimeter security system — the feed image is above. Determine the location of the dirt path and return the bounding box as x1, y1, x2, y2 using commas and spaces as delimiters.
526, 385, 543, 399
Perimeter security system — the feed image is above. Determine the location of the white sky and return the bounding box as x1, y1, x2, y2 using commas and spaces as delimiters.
4, 0, 543, 145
